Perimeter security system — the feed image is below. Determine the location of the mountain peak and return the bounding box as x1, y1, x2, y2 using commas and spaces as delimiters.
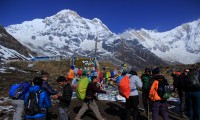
56, 9, 80, 18
92, 18, 102, 23
5, 9, 200, 64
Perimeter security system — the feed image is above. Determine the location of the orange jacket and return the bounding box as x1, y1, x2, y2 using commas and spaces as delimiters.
149, 80, 162, 101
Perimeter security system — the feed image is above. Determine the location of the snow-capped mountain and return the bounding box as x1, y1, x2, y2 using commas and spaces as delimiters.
4, 9, 200, 66
6, 10, 114, 57
0, 25, 36, 61
120, 19, 200, 64
5, 9, 167, 67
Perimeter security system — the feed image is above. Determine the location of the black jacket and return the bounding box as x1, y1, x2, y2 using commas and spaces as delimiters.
85, 82, 106, 99
58, 83, 72, 107
177, 73, 187, 92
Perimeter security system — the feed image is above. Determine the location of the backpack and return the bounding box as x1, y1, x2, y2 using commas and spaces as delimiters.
76, 77, 89, 100
66, 69, 75, 80
157, 80, 171, 100
141, 74, 151, 90
25, 90, 42, 116
118, 76, 130, 99
98, 72, 103, 80
184, 69, 200, 88
9, 82, 30, 99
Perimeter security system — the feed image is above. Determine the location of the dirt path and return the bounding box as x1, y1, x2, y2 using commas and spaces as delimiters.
49, 96, 189, 120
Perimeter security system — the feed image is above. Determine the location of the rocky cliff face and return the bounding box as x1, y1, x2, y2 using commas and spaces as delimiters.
0, 25, 36, 60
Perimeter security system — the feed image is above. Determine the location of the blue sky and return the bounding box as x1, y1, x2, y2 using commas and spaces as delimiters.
0, 0, 200, 33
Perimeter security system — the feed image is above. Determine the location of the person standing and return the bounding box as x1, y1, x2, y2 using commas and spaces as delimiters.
171, 70, 181, 92
41, 71, 59, 120
11, 81, 31, 120
41, 71, 59, 96
177, 69, 189, 118
125, 66, 142, 120
74, 72, 107, 120
149, 67, 169, 120
141, 68, 152, 114
24, 77, 51, 120
184, 66, 200, 120
52, 76, 73, 120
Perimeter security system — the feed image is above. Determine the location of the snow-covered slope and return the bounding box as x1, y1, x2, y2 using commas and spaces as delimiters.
120, 19, 200, 64
0, 25, 36, 61
0, 45, 27, 60
5, 9, 200, 64
6, 9, 114, 57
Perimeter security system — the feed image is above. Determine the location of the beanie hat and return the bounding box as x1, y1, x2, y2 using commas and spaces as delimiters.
131, 66, 138, 72
152, 67, 160, 75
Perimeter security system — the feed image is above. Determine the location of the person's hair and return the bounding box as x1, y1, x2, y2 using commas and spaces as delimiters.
152, 67, 160, 75
57, 76, 66, 82
33, 77, 43, 86
41, 70, 49, 77
129, 70, 138, 76
102, 67, 106, 70
145, 68, 151, 73
91, 76, 98, 81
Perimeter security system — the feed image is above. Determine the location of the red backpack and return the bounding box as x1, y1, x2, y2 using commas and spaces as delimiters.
118, 76, 130, 99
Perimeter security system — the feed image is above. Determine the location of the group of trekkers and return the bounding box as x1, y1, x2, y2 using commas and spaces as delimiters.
10, 71, 72, 120
140, 65, 200, 120
9, 64, 200, 120
169, 66, 200, 120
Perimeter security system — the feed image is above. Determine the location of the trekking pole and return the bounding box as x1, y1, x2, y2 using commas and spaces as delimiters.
147, 99, 149, 120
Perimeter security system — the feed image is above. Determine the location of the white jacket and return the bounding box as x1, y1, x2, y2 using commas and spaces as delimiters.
127, 74, 142, 96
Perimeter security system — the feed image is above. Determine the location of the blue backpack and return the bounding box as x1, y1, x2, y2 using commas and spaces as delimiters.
9, 82, 30, 99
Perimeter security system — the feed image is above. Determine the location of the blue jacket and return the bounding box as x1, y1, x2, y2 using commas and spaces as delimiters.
24, 85, 51, 119
42, 81, 58, 96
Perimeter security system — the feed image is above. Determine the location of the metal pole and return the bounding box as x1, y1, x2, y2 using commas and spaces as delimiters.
94, 37, 98, 58
121, 38, 125, 63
